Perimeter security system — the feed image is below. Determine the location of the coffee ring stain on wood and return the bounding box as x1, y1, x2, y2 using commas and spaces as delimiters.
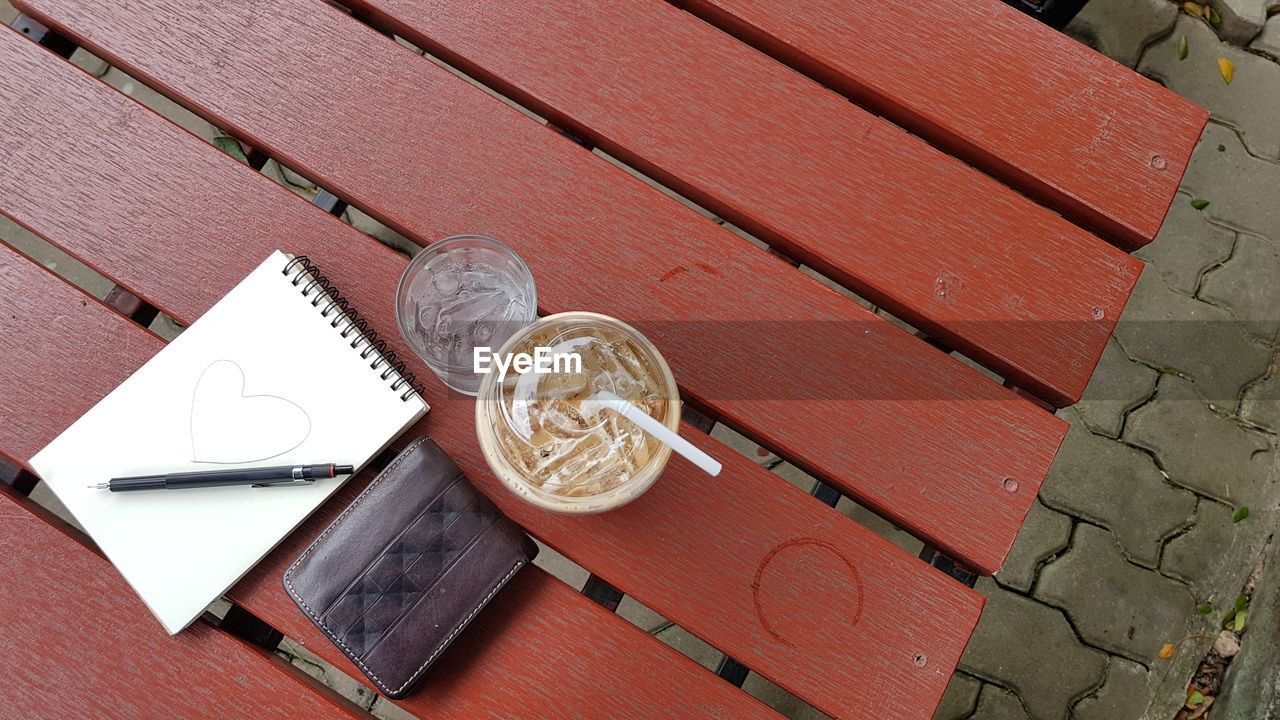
752, 537, 864, 647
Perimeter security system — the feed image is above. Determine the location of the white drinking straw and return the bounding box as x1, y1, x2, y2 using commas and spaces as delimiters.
582, 390, 722, 476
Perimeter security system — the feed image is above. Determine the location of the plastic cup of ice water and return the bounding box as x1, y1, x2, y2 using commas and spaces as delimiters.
395, 235, 537, 395
475, 312, 681, 513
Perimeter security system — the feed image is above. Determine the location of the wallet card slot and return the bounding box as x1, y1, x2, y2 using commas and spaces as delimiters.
320, 477, 487, 642
317, 471, 468, 620
293, 439, 466, 613
345, 507, 500, 659
358, 512, 517, 676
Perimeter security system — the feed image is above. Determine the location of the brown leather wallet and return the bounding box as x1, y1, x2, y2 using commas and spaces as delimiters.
284, 437, 536, 698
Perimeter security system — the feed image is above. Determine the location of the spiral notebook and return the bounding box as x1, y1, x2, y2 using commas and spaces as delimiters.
30, 251, 429, 634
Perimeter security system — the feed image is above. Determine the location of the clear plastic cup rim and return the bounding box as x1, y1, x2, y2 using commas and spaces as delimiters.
395, 234, 538, 374
474, 311, 681, 513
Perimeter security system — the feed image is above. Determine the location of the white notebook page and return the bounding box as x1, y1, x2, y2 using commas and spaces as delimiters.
31, 251, 427, 634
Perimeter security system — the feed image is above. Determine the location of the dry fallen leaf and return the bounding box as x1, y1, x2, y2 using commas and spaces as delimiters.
1219, 57, 1235, 84
1160, 642, 1176, 659
1184, 2, 1204, 17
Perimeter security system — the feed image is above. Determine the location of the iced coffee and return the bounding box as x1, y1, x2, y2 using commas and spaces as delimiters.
475, 312, 680, 513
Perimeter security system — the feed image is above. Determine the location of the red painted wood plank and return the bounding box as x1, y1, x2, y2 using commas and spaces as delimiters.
671, 0, 1208, 250
0, 488, 368, 719
234, 502, 783, 719
339, 0, 1141, 407
0, 32, 984, 717
12, 0, 1067, 574
0, 244, 780, 720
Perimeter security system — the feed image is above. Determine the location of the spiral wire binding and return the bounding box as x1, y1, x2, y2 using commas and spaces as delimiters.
282, 255, 425, 402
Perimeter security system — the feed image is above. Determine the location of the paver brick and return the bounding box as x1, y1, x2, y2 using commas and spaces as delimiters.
994, 500, 1072, 592
1209, 0, 1270, 44
0, 215, 114, 300
1162, 499, 1252, 594
1215, 535, 1280, 720
1067, 338, 1159, 439
1126, 375, 1275, 505
799, 265, 877, 311
1041, 419, 1196, 568
1036, 524, 1195, 663
617, 595, 668, 634
770, 461, 816, 493
97, 66, 220, 142
1241, 352, 1280, 431
772, 461, 925, 555
959, 580, 1107, 720
1135, 193, 1236, 297
370, 696, 416, 720
651, 624, 720, 671
970, 684, 1031, 720
932, 672, 981, 720
343, 207, 420, 259
1252, 16, 1280, 57
1072, 656, 1152, 720
277, 638, 377, 711
1114, 269, 1271, 408
742, 675, 826, 720
1143, 18, 1279, 161
712, 424, 780, 468
1064, 0, 1178, 68
1179, 123, 1280, 242
532, 540, 590, 589
1200, 231, 1280, 342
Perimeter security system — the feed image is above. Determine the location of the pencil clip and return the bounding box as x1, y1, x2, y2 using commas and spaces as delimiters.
251, 478, 317, 488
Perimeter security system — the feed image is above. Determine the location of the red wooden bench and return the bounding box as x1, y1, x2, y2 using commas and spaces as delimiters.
0, 0, 1205, 717
12, 0, 1068, 578
0, 227, 781, 720
670, 0, 1207, 250
338, 0, 1145, 407
0, 486, 366, 719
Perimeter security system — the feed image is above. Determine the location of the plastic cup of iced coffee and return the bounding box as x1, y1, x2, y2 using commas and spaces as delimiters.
475, 312, 680, 513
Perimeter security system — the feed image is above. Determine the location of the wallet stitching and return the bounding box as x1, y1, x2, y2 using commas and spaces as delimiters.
284, 437, 524, 696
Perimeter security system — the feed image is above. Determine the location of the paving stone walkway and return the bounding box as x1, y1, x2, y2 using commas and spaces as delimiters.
930, 2, 1280, 717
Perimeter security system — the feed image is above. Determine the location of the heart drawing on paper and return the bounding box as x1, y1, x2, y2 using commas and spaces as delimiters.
190, 360, 312, 464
